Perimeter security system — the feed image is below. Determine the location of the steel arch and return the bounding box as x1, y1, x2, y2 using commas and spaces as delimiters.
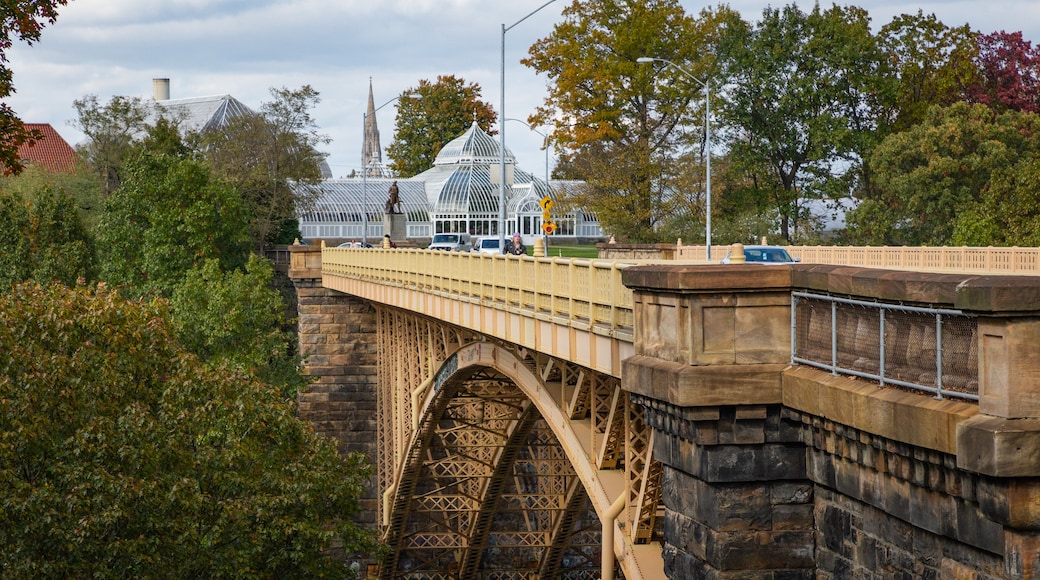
380, 342, 642, 579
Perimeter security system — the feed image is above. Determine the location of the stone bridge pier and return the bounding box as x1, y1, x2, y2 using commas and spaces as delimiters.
621, 263, 1040, 578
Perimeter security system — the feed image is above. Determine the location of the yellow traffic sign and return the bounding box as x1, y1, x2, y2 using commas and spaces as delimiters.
539, 196, 554, 211
542, 209, 551, 221
542, 221, 556, 234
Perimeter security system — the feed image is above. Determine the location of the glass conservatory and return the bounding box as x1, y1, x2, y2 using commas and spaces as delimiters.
296, 121, 601, 244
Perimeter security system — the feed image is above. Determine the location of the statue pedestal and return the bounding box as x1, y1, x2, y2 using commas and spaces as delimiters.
383, 213, 407, 241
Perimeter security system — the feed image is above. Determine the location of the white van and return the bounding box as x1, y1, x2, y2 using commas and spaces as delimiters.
428, 232, 473, 251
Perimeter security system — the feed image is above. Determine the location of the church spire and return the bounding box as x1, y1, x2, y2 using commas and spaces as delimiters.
362, 78, 383, 177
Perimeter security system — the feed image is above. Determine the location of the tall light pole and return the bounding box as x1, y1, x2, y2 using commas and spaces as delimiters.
505, 118, 550, 188
507, 117, 551, 247
362, 93, 420, 245
500, 0, 559, 251
638, 56, 713, 261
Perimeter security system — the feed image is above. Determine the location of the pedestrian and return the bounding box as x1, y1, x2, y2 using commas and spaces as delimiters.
508, 232, 525, 256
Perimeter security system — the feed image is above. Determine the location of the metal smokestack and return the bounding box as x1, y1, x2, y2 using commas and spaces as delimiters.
152, 78, 170, 101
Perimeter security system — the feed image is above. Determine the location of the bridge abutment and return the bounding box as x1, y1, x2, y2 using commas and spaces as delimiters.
622, 264, 1040, 578
290, 245, 379, 526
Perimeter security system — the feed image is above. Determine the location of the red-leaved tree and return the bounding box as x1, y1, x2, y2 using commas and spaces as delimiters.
968, 30, 1040, 114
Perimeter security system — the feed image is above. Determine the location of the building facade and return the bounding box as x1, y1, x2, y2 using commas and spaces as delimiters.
297, 115, 602, 246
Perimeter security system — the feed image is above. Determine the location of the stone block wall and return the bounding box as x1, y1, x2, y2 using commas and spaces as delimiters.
640, 397, 815, 578
293, 277, 380, 526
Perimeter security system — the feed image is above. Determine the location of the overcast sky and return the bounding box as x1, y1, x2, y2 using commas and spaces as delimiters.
9, 0, 1040, 179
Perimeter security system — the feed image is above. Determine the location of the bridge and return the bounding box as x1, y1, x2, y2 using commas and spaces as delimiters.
289, 244, 1040, 579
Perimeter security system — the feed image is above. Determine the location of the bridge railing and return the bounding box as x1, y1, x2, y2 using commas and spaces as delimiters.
792, 291, 979, 401
322, 247, 645, 337
676, 244, 1040, 274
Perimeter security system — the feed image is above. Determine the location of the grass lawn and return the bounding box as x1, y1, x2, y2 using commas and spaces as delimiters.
540, 243, 599, 258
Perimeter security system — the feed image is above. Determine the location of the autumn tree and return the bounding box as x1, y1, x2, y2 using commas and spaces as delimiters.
524, 0, 720, 242
0, 0, 68, 174
717, 3, 890, 242
0, 281, 376, 578
967, 30, 1040, 113
70, 94, 151, 194
202, 85, 329, 250
387, 75, 495, 177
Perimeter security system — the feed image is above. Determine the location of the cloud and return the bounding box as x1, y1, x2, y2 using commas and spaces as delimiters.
9, 0, 1040, 178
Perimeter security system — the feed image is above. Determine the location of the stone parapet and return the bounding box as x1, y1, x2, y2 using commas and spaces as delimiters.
623, 262, 1040, 578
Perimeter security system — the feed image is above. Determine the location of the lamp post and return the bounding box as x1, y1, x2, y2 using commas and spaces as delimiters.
638, 56, 713, 261
500, 0, 559, 251
507, 117, 551, 248
362, 93, 420, 246
505, 118, 550, 188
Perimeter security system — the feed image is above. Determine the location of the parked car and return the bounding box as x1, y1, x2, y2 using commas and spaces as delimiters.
428, 233, 473, 252
721, 245, 799, 264
337, 241, 372, 248
471, 237, 501, 255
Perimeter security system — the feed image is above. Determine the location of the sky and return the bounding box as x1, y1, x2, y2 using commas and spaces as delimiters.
9, 0, 1040, 179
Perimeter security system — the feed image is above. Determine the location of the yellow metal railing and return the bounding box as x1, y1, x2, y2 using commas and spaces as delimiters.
322, 247, 647, 336
676, 244, 1040, 274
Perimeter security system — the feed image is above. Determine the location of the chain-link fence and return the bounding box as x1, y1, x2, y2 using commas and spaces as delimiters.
792, 291, 978, 401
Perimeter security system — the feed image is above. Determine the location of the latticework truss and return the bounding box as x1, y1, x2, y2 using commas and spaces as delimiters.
382, 368, 600, 579
375, 308, 664, 577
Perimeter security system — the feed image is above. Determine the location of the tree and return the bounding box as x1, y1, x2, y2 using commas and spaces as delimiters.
0, 281, 376, 578
0, 0, 68, 175
876, 11, 979, 132
97, 126, 250, 298
0, 185, 94, 290
967, 30, 1040, 113
717, 3, 889, 242
171, 255, 307, 400
387, 75, 496, 177
1, 160, 105, 230
203, 85, 329, 251
70, 94, 151, 195
846, 102, 1040, 245
523, 0, 717, 242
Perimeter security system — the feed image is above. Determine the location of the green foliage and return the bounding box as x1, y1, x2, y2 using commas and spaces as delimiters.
0, 281, 376, 578
1, 162, 105, 230
718, 3, 890, 242
0, 185, 95, 290
71, 94, 151, 194
202, 85, 329, 251
847, 102, 1040, 246
97, 140, 250, 298
388, 75, 495, 177
877, 12, 979, 132
0, 0, 68, 175
171, 255, 307, 399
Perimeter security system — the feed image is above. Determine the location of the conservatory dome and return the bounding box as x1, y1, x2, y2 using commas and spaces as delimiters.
434, 121, 516, 166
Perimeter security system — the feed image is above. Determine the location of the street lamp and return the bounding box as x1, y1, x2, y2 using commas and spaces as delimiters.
505, 118, 550, 188
500, 0, 559, 251
507, 117, 551, 247
638, 56, 713, 261
361, 93, 420, 246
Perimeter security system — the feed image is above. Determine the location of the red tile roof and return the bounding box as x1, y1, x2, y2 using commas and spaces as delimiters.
17, 123, 79, 173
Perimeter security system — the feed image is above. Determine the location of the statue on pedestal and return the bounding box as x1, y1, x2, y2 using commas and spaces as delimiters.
385, 181, 402, 214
